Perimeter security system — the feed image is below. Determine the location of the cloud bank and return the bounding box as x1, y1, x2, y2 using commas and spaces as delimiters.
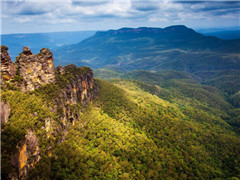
2, 0, 240, 33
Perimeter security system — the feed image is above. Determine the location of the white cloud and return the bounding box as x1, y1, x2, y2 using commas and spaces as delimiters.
14, 17, 32, 23
149, 17, 168, 22
2, 0, 240, 34
191, 4, 206, 10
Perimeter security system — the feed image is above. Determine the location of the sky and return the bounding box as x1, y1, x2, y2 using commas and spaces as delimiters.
1, 0, 240, 34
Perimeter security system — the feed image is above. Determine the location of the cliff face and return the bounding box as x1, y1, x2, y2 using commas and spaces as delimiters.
10, 130, 40, 179
55, 64, 95, 126
15, 47, 55, 91
1, 46, 96, 179
1, 99, 11, 126
1, 45, 16, 81
1, 46, 95, 127
59, 64, 94, 103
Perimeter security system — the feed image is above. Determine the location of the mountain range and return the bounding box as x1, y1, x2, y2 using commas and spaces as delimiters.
53, 25, 240, 73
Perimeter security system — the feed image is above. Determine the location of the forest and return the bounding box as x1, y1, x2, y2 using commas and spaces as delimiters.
1, 66, 240, 179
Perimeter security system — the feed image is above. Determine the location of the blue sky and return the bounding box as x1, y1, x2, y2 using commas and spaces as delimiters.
1, 0, 240, 34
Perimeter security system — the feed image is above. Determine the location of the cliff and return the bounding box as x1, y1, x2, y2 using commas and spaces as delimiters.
1, 46, 96, 179
1, 99, 11, 126
55, 64, 95, 127
10, 130, 40, 179
1, 45, 16, 81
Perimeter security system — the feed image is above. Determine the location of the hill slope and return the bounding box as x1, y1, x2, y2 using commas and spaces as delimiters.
2, 76, 240, 179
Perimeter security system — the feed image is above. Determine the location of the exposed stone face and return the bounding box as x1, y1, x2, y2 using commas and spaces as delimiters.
15, 47, 55, 91
55, 65, 95, 127
10, 130, 40, 179
56, 64, 65, 75
1, 46, 98, 179
1, 45, 16, 81
57, 65, 94, 105
1, 100, 11, 126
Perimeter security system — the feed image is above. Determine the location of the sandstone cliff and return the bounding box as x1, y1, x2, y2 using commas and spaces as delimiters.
1, 99, 11, 126
15, 47, 55, 91
1, 45, 16, 81
10, 130, 40, 179
1, 46, 96, 179
55, 64, 95, 127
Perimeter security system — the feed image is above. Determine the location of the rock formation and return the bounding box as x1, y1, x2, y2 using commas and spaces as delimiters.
1, 45, 16, 81
10, 130, 40, 179
15, 47, 55, 91
55, 64, 95, 126
1, 46, 96, 127
56, 64, 65, 75
1, 46, 96, 179
1, 99, 11, 126
1, 45, 96, 127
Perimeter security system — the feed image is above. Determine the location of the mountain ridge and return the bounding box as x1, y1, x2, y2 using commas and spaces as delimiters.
54, 25, 240, 72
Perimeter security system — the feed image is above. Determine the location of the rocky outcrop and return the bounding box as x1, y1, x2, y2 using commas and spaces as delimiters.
45, 118, 53, 138
1, 46, 97, 179
56, 64, 65, 75
1, 99, 11, 126
56, 64, 95, 126
15, 47, 55, 91
10, 130, 40, 179
61, 65, 93, 103
1, 46, 56, 91
1, 45, 16, 81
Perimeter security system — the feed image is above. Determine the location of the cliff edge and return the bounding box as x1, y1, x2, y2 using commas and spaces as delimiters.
1, 46, 96, 179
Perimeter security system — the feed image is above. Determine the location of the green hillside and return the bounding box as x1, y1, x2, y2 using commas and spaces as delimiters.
2, 75, 240, 179
95, 68, 240, 103
95, 69, 240, 132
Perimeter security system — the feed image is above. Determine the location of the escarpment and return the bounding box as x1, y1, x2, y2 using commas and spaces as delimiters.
1, 46, 96, 128
54, 64, 95, 127
1, 46, 96, 179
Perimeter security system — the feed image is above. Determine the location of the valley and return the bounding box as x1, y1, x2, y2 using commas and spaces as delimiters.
1, 25, 240, 179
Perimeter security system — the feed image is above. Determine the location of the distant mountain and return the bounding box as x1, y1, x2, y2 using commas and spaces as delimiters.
54, 25, 240, 72
196, 27, 240, 40
201, 30, 240, 40
1, 31, 96, 61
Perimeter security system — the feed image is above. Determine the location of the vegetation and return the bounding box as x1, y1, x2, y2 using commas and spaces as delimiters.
31, 79, 240, 179
2, 25, 240, 179
1, 90, 58, 179
2, 71, 240, 179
